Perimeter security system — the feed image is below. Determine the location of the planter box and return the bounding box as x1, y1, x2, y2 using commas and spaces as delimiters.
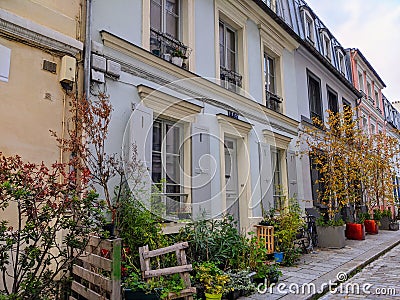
124, 289, 159, 300
364, 220, 378, 234
345, 223, 365, 240
316, 225, 346, 249
390, 222, 399, 231
379, 216, 390, 230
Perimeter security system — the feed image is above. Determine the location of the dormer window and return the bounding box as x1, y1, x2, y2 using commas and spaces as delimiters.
322, 33, 331, 60
337, 51, 345, 74
303, 11, 315, 43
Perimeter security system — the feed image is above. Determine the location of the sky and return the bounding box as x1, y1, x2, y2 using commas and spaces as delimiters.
306, 0, 400, 102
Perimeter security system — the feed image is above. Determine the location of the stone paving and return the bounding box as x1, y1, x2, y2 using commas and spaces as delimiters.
320, 243, 400, 300
239, 230, 400, 300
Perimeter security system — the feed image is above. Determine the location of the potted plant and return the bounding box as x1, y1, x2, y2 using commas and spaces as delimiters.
225, 269, 256, 299
171, 49, 186, 67
195, 262, 230, 300
361, 211, 382, 234
346, 213, 366, 240
253, 261, 282, 287
316, 217, 346, 249
379, 209, 392, 230
124, 271, 159, 300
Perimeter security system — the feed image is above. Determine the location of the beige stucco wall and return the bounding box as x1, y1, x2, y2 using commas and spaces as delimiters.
0, 0, 81, 38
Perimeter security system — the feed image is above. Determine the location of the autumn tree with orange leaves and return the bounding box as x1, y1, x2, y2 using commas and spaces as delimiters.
300, 107, 400, 221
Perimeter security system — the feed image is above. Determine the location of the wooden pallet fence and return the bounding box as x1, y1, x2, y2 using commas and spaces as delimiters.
139, 242, 196, 300
254, 225, 274, 254
70, 236, 121, 300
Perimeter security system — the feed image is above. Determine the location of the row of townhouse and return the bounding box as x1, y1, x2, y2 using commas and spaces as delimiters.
0, 0, 398, 230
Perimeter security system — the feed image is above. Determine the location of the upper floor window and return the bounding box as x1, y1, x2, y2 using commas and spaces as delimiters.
337, 51, 345, 74
307, 71, 323, 122
367, 81, 372, 98
358, 71, 364, 91
374, 91, 379, 106
151, 0, 180, 39
322, 33, 331, 60
305, 15, 315, 42
327, 87, 338, 114
219, 20, 242, 91
264, 53, 282, 113
361, 113, 368, 133
370, 118, 376, 134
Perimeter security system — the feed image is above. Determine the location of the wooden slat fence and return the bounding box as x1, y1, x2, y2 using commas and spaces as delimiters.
254, 225, 274, 254
70, 236, 121, 300
139, 242, 195, 300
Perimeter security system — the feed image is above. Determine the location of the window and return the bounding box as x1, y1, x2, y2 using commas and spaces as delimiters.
305, 15, 314, 42
152, 119, 184, 218
264, 53, 282, 112
151, 0, 180, 39
358, 72, 364, 91
361, 113, 368, 133
219, 20, 242, 90
0, 44, 11, 82
307, 71, 323, 122
327, 87, 338, 114
271, 148, 284, 210
322, 34, 331, 60
370, 118, 376, 134
310, 155, 325, 206
367, 82, 372, 97
374, 91, 379, 106
337, 51, 345, 74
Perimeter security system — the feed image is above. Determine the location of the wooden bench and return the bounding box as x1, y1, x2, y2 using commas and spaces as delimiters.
139, 242, 195, 300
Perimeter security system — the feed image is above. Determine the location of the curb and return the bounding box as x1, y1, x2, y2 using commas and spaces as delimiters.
308, 235, 400, 299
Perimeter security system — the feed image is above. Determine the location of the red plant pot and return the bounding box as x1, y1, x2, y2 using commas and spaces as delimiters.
345, 223, 365, 240
364, 220, 379, 234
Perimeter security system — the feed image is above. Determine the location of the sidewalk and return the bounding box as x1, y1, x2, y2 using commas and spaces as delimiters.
240, 229, 400, 300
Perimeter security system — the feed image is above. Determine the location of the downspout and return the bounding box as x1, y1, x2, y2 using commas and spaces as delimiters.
84, 0, 92, 99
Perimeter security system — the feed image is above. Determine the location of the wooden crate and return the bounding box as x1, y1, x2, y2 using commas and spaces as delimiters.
70, 236, 121, 300
254, 225, 274, 254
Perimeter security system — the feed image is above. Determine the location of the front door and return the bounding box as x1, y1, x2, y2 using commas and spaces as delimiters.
224, 138, 239, 226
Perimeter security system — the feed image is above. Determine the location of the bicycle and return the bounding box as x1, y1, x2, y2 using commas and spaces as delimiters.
296, 213, 318, 253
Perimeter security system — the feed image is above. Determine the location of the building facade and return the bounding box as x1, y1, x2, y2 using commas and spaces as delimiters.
0, 1, 84, 226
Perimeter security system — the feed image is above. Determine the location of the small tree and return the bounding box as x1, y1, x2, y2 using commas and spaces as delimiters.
0, 153, 103, 298
300, 109, 362, 221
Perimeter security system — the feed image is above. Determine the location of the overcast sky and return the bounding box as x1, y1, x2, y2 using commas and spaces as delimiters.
305, 0, 400, 102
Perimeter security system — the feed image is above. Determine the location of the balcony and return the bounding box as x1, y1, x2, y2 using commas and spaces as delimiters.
367, 96, 375, 105
266, 90, 283, 113
220, 66, 242, 92
150, 29, 190, 70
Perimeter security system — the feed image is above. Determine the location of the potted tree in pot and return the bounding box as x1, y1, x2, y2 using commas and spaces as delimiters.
379, 209, 392, 230
195, 262, 231, 300
346, 212, 365, 240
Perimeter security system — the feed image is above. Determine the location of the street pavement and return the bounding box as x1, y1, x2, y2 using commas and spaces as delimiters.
239, 229, 400, 300
320, 243, 400, 299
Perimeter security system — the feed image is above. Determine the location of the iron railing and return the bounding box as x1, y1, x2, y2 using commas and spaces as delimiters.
220, 66, 242, 92
150, 29, 190, 69
266, 90, 283, 113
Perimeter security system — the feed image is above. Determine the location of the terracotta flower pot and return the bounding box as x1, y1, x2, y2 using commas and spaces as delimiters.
205, 293, 222, 300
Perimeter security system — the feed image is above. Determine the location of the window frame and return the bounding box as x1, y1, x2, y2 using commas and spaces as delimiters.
271, 147, 284, 211
150, 0, 181, 40
303, 10, 315, 43
219, 20, 238, 72
321, 32, 332, 60
151, 118, 185, 218
337, 50, 345, 74
307, 70, 323, 122
264, 53, 276, 95
327, 85, 339, 114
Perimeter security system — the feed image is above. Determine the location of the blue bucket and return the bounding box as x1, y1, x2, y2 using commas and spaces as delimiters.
274, 251, 284, 263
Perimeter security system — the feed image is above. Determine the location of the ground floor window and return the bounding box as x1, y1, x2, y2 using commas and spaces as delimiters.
271, 147, 284, 211
152, 118, 184, 218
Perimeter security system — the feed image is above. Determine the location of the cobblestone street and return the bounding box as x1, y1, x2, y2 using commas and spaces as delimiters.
320, 243, 400, 299
240, 230, 400, 300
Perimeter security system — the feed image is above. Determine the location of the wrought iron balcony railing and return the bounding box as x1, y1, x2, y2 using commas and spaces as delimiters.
220, 66, 243, 92
150, 29, 190, 69
266, 90, 283, 113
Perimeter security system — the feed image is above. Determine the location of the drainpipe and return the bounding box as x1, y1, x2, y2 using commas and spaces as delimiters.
84, 0, 92, 99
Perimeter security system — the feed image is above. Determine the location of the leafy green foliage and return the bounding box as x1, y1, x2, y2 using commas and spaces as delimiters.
194, 262, 230, 295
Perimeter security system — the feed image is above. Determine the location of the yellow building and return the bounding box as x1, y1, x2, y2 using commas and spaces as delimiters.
0, 0, 84, 165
